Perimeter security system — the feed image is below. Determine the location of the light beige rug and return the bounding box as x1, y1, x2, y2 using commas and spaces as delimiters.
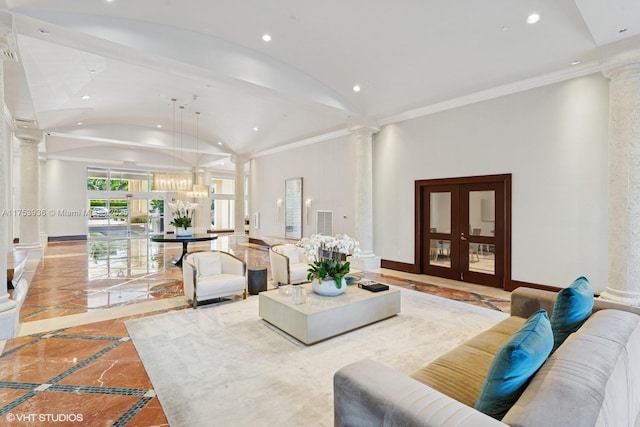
126, 287, 507, 427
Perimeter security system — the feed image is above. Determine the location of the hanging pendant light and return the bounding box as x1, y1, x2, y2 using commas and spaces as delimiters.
188, 111, 209, 198
153, 98, 193, 191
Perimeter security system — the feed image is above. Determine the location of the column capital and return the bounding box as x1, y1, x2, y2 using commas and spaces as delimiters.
601, 49, 640, 80
347, 116, 380, 135
0, 11, 17, 62
230, 154, 250, 164
15, 129, 43, 144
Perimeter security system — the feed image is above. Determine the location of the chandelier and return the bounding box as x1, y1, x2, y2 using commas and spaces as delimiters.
153, 98, 193, 192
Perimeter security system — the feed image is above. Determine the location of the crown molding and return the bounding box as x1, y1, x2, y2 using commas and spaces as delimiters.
379, 60, 603, 126
254, 61, 604, 158
252, 128, 350, 159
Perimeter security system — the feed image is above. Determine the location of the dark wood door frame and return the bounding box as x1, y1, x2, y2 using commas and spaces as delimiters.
415, 174, 512, 290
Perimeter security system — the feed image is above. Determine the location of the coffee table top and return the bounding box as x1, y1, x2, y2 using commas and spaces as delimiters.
260, 283, 400, 315
259, 282, 401, 345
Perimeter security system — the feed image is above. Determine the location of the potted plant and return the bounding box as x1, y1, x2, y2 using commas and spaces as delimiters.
297, 234, 361, 296
168, 200, 198, 236
306, 256, 352, 297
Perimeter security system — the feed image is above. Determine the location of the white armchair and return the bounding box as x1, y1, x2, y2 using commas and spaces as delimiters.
183, 251, 247, 308
269, 244, 310, 285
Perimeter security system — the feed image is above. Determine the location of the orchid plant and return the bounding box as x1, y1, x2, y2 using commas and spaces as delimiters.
297, 234, 360, 287
168, 200, 198, 229
297, 234, 361, 263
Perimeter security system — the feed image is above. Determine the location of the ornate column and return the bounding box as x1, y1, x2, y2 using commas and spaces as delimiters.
14, 132, 44, 259
231, 155, 249, 244
600, 53, 640, 306
348, 118, 381, 271
0, 14, 18, 340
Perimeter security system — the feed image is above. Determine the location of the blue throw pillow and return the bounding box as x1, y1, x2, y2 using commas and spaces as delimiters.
474, 309, 553, 420
550, 276, 594, 352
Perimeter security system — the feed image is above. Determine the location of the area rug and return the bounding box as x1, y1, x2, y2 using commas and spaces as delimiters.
126, 287, 508, 426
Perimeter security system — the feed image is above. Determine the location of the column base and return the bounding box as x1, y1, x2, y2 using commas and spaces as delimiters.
14, 243, 43, 260
348, 254, 381, 271
599, 287, 640, 307
0, 296, 18, 341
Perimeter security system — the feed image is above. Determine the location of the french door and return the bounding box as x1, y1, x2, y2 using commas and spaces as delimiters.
416, 175, 511, 288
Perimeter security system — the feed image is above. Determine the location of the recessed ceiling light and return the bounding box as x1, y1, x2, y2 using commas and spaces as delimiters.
527, 13, 540, 24
89, 69, 96, 74
571, 60, 581, 65
156, 124, 162, 128
37, 28, 49, 35
619, 28, 628, 34
253, 127, 259, 131
81, 95, 91, 99
218, 142, 223, 146
501, 26, 510, 32
262, 34, 272, 42
76, 122, 83, 126
353, 85, 361, 92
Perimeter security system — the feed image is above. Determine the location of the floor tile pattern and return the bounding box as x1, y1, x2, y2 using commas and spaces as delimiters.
2, 238, 509, 426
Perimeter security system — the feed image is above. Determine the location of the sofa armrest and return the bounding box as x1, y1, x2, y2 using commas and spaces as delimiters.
334, 359, 506, 427
510, 287, 558, 318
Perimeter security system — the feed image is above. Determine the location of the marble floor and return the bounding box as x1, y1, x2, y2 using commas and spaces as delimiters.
1, 236, 510, 426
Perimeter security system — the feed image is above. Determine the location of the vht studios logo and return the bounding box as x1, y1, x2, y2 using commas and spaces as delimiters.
6, 413, 84, 423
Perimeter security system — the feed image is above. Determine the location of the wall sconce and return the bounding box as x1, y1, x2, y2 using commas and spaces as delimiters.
305, 199, 312, 224
277, 198, 283, 222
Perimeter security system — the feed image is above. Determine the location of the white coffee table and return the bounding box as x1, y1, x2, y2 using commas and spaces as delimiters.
259, 283, 401, 345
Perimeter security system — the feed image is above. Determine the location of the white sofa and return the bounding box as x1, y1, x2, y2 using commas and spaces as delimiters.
334, 287, 640, 427
182, 251, 247, 308
269, 243, 310, 285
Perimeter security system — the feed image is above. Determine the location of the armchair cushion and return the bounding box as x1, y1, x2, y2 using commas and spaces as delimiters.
281, 246, 300, 264
195, 251, 222, 276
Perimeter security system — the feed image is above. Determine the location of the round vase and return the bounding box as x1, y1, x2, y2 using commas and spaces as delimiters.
176, 226, 193, 236
311, 277, 347, 296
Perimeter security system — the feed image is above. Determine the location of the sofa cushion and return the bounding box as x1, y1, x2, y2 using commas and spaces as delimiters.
550, 276, 593, 352
502, 309, 640, 427
411, 315, 525, 407
474, 309, 553, 420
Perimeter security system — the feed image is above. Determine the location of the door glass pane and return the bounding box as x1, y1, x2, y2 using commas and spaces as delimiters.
430, 192, 451, 233
469, 244, 495, 274
469, 190, 495, 275
108, 199, 128, 237
129, 198, 149, 236
149, 199, 165, 233
469, 190, 495, 237
429, 239, 451, 268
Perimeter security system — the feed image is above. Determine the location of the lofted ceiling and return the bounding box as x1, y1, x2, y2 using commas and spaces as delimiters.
1, 0, 639, 173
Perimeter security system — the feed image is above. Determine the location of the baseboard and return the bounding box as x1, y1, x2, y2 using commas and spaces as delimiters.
48, 235, 88, 241
380, 259, 420, 274
510, 280, 561, 293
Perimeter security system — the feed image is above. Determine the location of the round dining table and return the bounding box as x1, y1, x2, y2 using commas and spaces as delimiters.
150, 233, 218, 267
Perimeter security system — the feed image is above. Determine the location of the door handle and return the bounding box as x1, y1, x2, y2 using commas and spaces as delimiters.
460, 234, 467, 241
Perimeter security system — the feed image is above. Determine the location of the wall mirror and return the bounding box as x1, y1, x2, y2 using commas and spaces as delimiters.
285, 177, 303, 239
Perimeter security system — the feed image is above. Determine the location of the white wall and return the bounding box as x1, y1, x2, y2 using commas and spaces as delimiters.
42, 159, 88, 238
250, 135, 356, 240
373, 74, 609, 290
252, 74, 610, 292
